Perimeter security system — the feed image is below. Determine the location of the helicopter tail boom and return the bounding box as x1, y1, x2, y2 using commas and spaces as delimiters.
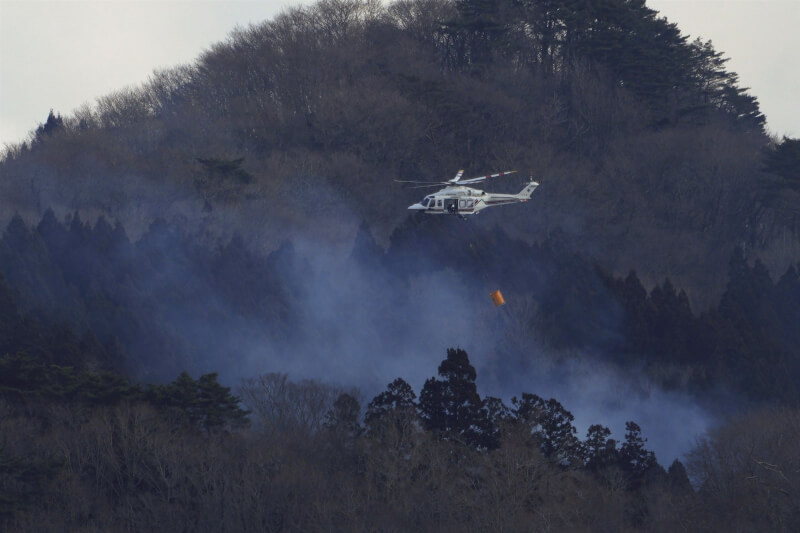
517, 180, 539, 200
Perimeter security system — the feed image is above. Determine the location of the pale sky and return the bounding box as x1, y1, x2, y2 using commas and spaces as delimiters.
649, 0, 799, 138
1, 0, 798, 148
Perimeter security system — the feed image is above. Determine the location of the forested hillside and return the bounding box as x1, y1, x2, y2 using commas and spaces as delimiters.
1, 0, 799, 530
2, 0, 797, 301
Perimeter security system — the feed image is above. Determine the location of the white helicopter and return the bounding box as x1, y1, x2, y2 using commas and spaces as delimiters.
396, 169, 539, 218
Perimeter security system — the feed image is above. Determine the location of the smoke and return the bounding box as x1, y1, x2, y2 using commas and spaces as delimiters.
0, 175, 722, 465
172, 228, 719, 465
485, 351, 718, 464
217, 236, 489, 390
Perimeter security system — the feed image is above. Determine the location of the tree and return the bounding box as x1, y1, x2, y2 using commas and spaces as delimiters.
688, 38, 735, 107
719, 84, 765, 131
683, 37, 765, 129
618, 421, 656, 484
774, 264, 800, 350
239, 373, 350, 436
483, 394, 509, 416
760, 136, 800, 221
323, 392, 362, 469
324, 392, 362, 437
443, 0, 513, 68
712, 248, 789, 400
364, 378, 421, 459
418, 348, 494, 448
0, 274, 20, 355
147, 371, 249, 433
512, 392, 580, 466
33, 110, 64, 142
583, 423, 618, 471
647, 277, 699, 364
0, 441, 61, 523
763, 136, 800, 184
365, 378, 416, 427
196, 372, 250, 432
686, 407, 800, 531
666, 458, 691, 493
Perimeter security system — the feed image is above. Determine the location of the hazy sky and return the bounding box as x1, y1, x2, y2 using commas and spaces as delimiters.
1, 0, 798, 147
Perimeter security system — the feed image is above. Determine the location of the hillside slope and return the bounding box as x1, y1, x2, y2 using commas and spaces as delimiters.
2, 0, 796, 307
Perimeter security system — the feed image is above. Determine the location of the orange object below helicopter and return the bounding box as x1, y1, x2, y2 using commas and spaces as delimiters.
489, 290, 505, 307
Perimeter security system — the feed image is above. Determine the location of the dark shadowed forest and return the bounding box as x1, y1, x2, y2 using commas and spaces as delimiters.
1, 0, 799, 530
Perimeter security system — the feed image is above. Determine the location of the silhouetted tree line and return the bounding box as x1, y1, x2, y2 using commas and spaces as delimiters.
442, 0, 763, 129
0, 211, 300, 380
0, 273, 247, 428
598, 248, 800, 403
357, 348, 664, 488
3, 344, 798, 531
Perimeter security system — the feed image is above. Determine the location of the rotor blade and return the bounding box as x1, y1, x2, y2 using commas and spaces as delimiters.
395, 180, 453, 190
394, 179, 449, 185
447, 169, 465, 183
458, 170, 517, 185
409, 183, 448, 189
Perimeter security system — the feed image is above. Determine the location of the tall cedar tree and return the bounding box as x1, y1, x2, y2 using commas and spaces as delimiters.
418, 347, 497, 449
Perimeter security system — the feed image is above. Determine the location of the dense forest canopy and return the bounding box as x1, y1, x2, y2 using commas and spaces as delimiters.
1, 0, 799, 530
1, 316, 798, 531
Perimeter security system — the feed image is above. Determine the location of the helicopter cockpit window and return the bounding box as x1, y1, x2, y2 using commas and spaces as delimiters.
437, 199, 442, 207
421, 198, 430, 207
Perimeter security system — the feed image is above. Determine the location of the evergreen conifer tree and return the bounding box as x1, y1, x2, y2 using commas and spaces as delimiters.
418, 347, 494, 448
512, 392, 580, 465
619, 421, 656, 484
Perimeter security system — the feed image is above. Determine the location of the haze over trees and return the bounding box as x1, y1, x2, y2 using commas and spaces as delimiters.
1, 0, 799, 530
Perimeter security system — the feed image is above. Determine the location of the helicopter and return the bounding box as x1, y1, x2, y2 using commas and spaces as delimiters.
396, 169, 539, 218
